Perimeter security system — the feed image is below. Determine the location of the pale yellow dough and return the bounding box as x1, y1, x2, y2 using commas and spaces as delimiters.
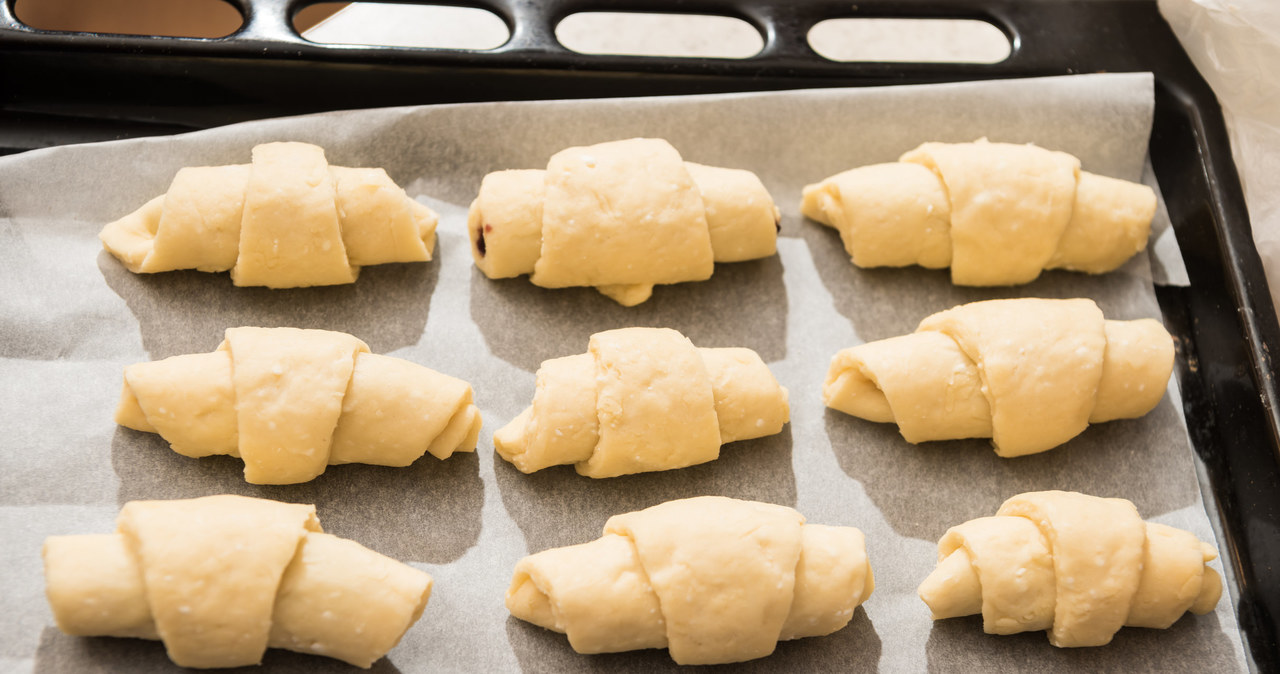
467, 138, 780, 306
918, 490, 1222, 647
99, 142, 437, 288
823, 298, 1173, 457
43, 494, 432, 669
800, 139, 1156, 285
115, 327, 482, 484
505, 496, 874, 665
493, 327, 789, 478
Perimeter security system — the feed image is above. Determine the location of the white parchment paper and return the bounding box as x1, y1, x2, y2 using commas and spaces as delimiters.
0, 72, 1248, 672
1160, 0, 1280, 312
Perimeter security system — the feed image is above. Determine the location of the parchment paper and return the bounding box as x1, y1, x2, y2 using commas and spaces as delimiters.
1160, 0, 1280, 313
0, 72, 1247, 673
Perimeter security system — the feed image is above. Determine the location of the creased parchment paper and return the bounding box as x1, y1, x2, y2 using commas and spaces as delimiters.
0, 72, 1246, 672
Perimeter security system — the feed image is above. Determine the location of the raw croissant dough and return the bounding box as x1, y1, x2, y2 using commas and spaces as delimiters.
919, 490, 1222, 647
494, 327, 789, 478
116, 327, 482, 484
468, 137, 780, 306
43, 494, 433, 668
100, 142, 438, 288
800, 139, 1157, 285
506, 496, 874, 665
824, 298, 1173, 457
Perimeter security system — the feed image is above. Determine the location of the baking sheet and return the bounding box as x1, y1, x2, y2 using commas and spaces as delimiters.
0, 72, 1247, 672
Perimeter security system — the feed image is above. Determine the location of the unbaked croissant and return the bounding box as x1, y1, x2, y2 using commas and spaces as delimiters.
116, 327, 481, 484
494, 327, 789, 478
507, 496, 874, 665
919, 490, 1222, 647
43, 494, 432, 668
468, 137, 780, 306
100, 142, 437, 288
824, 298, 1173, 457
801, 139, 1156, 286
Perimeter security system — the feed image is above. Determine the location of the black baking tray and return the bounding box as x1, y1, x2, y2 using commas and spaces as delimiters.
3, 0, 1278, 669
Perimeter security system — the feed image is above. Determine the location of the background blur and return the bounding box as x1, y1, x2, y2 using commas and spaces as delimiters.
13, 0, 341, 37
